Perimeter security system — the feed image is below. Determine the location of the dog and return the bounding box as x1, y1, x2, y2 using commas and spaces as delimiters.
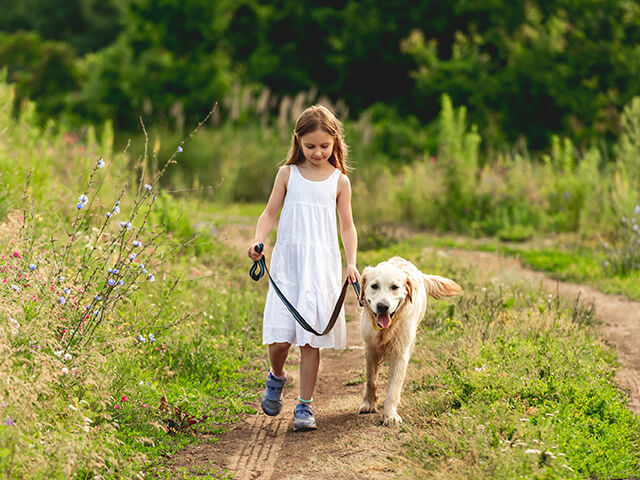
358, 256, 463, 425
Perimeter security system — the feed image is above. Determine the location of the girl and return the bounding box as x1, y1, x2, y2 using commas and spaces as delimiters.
247, 105, 359, 431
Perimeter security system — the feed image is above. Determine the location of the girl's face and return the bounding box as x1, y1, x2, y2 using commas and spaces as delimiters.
299, 129, 335, 167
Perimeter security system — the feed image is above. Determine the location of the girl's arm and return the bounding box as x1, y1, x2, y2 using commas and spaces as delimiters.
336, 174, 360, 283
248, 166, 289, 261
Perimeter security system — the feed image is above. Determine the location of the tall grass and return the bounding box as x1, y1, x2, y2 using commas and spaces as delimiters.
0, 80, 265, 478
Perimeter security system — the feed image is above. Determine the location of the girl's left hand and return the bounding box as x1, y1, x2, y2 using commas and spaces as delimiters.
347, 264, 361, 285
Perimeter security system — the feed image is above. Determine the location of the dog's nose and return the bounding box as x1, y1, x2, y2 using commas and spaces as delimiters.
376, 303, 389, 314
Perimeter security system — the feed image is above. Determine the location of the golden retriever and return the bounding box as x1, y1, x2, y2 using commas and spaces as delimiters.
358, 256, 463, 425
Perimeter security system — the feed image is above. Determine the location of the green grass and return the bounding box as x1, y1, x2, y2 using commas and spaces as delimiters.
419, 234, 640, 301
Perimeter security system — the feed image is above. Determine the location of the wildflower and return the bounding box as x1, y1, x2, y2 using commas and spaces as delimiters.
94, 295, 101, 301
133, 240, 142, 247
636, 205, 640, 214
63, 287, 70, 294
634, 224, 639, 232
9, 317, 19, 332
525, 449, 541, 455
54, 350, 63, 357
142, 269, 147, 274
137, 334, 146, 343
64, 353, 72, 361
61, 367, 69, 375
129, 253, 136, 261
119, 221, 126, 228
118, 279, 123, 286
78, 194, 88, 205
107, 279, 115, 286
97, 158, 105, 168
113, 205, 120, 214
82, 425, 90, 432
474, 365, 486, 372
144, 184, 152, 191
85, 304, 92, 310
12, 251, 20, 258
11, 284, 19, 291
139, 264, 145, 270
121, 396, 127, 402
142, 403, 148, 408
77, 203, 84, 210
622, 216, 627, 223
59, 296, 66, 305
105, 212, 111, 218
149, 333, 156, 343
108, 268, 113, 273
177, 146, 183, 153
68, 404, 77, 411
148, 274, 155, 282
2, 418, 15, 427
126, 222, 132, 230
114, 404, 120, 410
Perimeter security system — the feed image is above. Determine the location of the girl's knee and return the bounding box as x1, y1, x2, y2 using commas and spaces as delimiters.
299, 344, 319, 354
269, 342, 291, 353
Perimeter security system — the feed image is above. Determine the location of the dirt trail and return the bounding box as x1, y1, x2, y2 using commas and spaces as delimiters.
168, 233, 640, 478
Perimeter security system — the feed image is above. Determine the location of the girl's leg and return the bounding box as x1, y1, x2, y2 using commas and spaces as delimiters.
299, 344, 320, 400
268, 342, 291, 377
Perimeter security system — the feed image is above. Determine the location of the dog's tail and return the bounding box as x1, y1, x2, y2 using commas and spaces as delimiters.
423, 275, 463, 300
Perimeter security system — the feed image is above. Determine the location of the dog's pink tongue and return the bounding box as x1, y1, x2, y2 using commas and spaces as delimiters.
376, 313, 391, 329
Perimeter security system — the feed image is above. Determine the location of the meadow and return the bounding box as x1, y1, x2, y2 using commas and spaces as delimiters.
1, 77, 640, 479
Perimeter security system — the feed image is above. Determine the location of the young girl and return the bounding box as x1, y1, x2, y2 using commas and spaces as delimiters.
247, 105, 359, 431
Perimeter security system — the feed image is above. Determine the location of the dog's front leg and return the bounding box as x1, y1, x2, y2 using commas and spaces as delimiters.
383, 353, 410, 425
359, 345, 380, 414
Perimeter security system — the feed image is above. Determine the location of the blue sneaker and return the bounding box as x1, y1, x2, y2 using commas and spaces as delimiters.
293, 402, 317, 431
261, 372, 286, 416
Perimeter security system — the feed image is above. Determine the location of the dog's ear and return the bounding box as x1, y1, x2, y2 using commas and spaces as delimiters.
359, 267, 371, 304
423, 275, 463, 300
405, 275, 414, 304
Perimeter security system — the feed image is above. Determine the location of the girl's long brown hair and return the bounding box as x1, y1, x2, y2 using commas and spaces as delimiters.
285, 105, 350, 174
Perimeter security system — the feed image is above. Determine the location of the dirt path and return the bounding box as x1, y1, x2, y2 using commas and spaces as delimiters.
171, 292, 409, 479
167, 235, 640, 478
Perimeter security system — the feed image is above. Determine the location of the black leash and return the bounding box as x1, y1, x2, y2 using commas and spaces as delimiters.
250, 243, 362, 336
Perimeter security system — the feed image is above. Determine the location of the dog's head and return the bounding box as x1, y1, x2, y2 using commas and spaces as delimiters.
360, 263, 413, 329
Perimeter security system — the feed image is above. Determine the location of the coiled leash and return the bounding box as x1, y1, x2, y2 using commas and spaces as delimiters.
250, 243, 362, 336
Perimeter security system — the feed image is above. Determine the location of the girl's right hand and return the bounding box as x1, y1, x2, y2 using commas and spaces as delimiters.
248, 241, 264, 262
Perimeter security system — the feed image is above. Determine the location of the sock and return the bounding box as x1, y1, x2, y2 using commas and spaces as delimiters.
297, 396, 313, 403
270, 369, 286, 380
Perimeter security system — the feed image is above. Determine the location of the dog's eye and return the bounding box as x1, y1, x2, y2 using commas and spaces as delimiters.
371, 284, 379, 290
391, 285, 400, 290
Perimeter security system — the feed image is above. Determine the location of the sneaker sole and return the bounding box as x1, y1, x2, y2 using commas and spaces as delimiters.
293, 423, 317, 432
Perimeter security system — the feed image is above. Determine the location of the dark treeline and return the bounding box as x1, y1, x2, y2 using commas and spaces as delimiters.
1, 0, 640, 150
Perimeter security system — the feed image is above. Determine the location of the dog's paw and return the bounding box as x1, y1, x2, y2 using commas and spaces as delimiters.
382, 412, 402, 426
359, 399, 377, 414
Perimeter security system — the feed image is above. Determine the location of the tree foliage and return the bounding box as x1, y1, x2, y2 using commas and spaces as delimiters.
1, 0, 640, 149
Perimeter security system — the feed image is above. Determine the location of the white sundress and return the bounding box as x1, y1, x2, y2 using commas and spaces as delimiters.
262, 164, 346, 349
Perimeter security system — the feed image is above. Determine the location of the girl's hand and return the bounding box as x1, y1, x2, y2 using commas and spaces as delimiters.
347, 264, 360, 285
248, 242, 264, 262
